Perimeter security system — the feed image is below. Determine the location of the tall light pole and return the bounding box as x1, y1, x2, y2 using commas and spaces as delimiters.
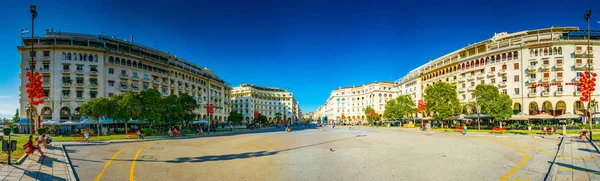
585, 9, 594, 138
28, 5, 37, 136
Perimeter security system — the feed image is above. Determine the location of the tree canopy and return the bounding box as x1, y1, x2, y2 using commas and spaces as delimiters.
383, 95, 416, 121
364, 106, 376, 124
257, 114, 268, 125
228, 111, 243, 125
473, 84, 513, 121
424, 82, 459, 128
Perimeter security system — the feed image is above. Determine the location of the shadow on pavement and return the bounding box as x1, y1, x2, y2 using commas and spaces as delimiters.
110, 134, 364, 163
554, 162, 600, 175
577, 148, 598, 153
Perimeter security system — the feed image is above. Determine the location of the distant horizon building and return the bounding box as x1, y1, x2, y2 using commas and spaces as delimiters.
231, 84, 301, 124
302, 112, 314, 119
18, 31, 232, 131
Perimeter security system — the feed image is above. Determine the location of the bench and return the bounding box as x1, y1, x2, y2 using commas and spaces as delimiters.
492, 127, 506, 134
72, 134, 86, 142
126, 132, 139, 139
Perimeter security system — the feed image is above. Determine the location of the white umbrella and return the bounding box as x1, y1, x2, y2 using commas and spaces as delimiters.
192, 120, 208, 124
61, 120, 80, 126
510, 113, 530, 121
41, 120, 60, 125
531, 113, 555, 120
556, 112, 581, 119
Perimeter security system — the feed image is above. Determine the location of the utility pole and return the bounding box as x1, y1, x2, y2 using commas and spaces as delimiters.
28, 5, 37, 136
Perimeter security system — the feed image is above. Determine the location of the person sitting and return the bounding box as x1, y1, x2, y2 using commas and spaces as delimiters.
23, 135, 46, 157
45, 134, 52, 145
172, 128, 179, 136
37, 134, 48, 148
549, 126, 555, 135
541, 126, 548, 135
168, 128, 173, 137
137, 129, 144, 139
580, 128, 589, 139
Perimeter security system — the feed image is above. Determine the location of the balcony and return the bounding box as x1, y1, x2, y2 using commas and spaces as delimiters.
555, 91, 563, 96
498, 82, 507, 87
193, 89, 198, 93
43, 97, 50, 101
555, 77, 563, 82
476, 74, 484, 79
75, 97, 84, 102
555, 63, 563, 70
153, 80, 160, 84
162, 82, 169, 86
467, 75, 475, 80
162, 92, 169, 96
467, 87, 475, 91
61, 96, 70, 101
62, 83, 71, 87
458, 77, 466, 83
575, 50, 594, 58
132, 76, 140, 81
178, 85, 184, 89
143, 78, 150, 83
120, 86, 129, 91
75, 83, 84, 88
90, 70, 98, 75
171, 84, 176, 88
42, 56, 51, 61
62, 69, 70, 74
42, 83, 50, 87
575, 91, 582, 96
41, 68, 50, 74
528, 93, 537, 97
132, 87, 141, 92
186, 87, 191, 91
542, 91, 550, 97
75, 70, 84, 75
528, 78, 536, 84
575, 63, 585, 70
487, 72, 495, 77
89, 84, 98, 89
499, 69, 507, 75
528, 65, 537, 72
541, 77, 550, 83
541, 64, 550, 70
120, 74, 129, 79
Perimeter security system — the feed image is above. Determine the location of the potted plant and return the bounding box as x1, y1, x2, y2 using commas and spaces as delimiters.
526, 123, 533, 131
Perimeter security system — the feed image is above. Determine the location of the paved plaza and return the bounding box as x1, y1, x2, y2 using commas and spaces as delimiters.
65, 127, 565, 181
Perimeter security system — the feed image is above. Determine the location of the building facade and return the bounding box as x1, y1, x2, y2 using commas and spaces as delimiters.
302, 112, 314, 119
315, 82, 397, 124
18, 32, 231, 128
396, 26, 600, 117
230, 84, 301, 124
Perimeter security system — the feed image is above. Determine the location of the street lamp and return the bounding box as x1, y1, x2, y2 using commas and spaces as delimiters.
28, 5, 37, 136
585, 9, 594, 138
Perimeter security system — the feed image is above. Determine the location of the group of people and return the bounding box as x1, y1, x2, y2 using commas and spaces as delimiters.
168, 127, 180, 137
541, 126, 556, 135
22, 133, 52, 157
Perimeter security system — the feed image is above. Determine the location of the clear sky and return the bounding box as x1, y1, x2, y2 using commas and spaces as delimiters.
0, 0, 597, 118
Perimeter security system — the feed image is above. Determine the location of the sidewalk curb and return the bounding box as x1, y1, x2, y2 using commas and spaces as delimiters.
16, 153, 28, 165
544, 136, 565, 181
62, 145, 79, 181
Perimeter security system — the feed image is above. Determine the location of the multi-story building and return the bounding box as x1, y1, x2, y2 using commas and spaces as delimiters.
18, 31, 231, 129
315, 81, 397, 124
396, 26, 599, 117
230, 84, 301, 124
302, 112, 314, 119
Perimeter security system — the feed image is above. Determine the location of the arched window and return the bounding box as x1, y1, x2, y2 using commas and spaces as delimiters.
558, 47, 562, 55
507, 52, 512, 60
83, 53, 87, 61
94, 55, 98, 62
88, 54, 93, 62
109, 56, 114, 63
62, 52, 66, 60
513, 51, 518, 59
553, 47, 558, 55
133, 61, 137, 68
121, 58, 126, 66
79, 53, 83, 61
67, 53, 71, 60
544, 48, 548, 56
127, 59, 132, 66
530, 50, 534, 57
73, 53, 77, 60
534, 50, 538, 56
466, 62, 470, 68
502, 53, 506, 61
496, 54, 500, 61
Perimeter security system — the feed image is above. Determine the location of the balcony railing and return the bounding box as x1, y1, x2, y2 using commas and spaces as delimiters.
458, 77, 466, 82
555, 91, 563, 96
467, 75, 474, 80
555, 63, 563, 70
62, 83, 71, 87
476, 74, 484, 79
541, 77, 550, 83
42, 56, 51, 61
42, 83, 50, 87
75, 70, 84, 74
499, 69, 507, 75
153, 80, 160, 84
89, 84, 98, 89
162, 92, 169, 96
120, 86, 129, 91
186, 87, 191, 91
541, 64, 550, 70
193, 89, 198, 93
555, 77, 563, 82
62, 69, 70, 74
143, 78, 150, 82
528, 78, 536, 83
528, 93, 537, 97
132, 76, 140, 81
132, 87, 141, 92
61, 96, 70, 101
178, 85, 184, 89
171, 84, 176, 88
43, 97, 50, 101
487, 72, 495, 77
162, 82, 169, 86
467, 87, 475, 91
90, 71, 98, 75
120, 74, 129, 79
498, 82, 507, 87
76, 83, 84, 88
528, 65, 537, 72
75, 97, 84, 102
542, 92, 550, 97
41, 69, 50, 73
575, 63, 585, 69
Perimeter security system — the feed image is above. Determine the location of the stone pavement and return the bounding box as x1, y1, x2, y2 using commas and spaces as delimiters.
0, 145, 73, 181
552, 136, 600, 181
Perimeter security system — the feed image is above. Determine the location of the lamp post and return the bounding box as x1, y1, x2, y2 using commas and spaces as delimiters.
28, 5, 37, 136
585, 9, 594, 138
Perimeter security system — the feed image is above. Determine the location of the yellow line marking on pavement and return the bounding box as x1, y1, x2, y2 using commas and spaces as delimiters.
94, 145, 134, 181
130, 144, 151, 181
118, 162, 123, 166
501, 139, 554, 156
481, 138, 530, 181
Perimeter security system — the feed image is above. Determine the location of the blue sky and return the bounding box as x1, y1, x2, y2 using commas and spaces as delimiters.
0, 0, 597, 118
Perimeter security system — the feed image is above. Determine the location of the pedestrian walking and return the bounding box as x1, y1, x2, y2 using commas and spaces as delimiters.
462, 125, 467, 136
137, 129, 144, 139
229, 124, 233, 132
84, 131, 90, 142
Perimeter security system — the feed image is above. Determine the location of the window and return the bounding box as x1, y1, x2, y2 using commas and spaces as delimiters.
558, 86, 563, 92
76, 77, 83, 84
514, 75, 519, 82
502, 76, 507, 82
491, 78, 496, 84
133, 72, 138, 77
557, 72, 563, 78
513, 52, 518, 59
42, 76, 50, 83
76, 65, 83, 71
76, 91, 83, 98
531, 87, 537, 93
480, 80, 484, 84
502, 65, 507, 70
491, 67, 495, 72
62, 77, 71, 84
543, 60, 549, 65
108, 81, 114, 87
577, 72, 582, 77
514, 63, 519, 70
90, 91, 97, 98
543, 86, 550, 93
108, 68, 114, 74
43, 89, 49, 97
62, 90, 69, 97
121, 70, 127, 75
63, 64, 70, 70
470, 82, 475, 87
558, 47, 562, 55
576, 59, 582, 64
143, 85, 148, 90
529, 74, 536, 79
43, 51, 50, 57
514, 88, 520, 95
502, 89, 507, 94
543, 73, 549, 78
462, 83, 465, 88
109, 93, 114, 97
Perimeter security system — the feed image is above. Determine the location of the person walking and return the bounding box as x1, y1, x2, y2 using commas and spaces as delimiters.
462, 124, 467, 136
229, 124, 233, 132
137, 129, 144, 139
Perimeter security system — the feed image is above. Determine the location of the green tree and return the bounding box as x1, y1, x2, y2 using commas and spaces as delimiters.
364, 106, 375, 125
489, 93, 513, 128
257, 114, 268, 125
115, 92, 142, 134
473, 84, 513, 128
424, 82, 460, 129
274, 113, 282, 124
384, 95, 417, 122
9, 109, 19, 128
162, 95, 183, 125
228, 111, 243, 125
302, 118, 314, 123
139, 89, 163, 126
80, 97, 110, 135
178, 94, 199, 127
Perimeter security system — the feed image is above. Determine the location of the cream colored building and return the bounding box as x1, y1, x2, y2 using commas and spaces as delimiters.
396, 26, 599, 117
230, 84, 301, 124
18, 32, 231, 128
315, 82, 397, 123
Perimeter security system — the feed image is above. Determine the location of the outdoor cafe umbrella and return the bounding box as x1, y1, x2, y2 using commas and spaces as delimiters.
192, 120, 209, 124
510, 113, 530, 121
530, 113, 555, 120
465, 114, 494, 119
79, 117, 96, 124
556, 113, 581, 120
40, 120, 60, 126
61, 120, 80, 126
